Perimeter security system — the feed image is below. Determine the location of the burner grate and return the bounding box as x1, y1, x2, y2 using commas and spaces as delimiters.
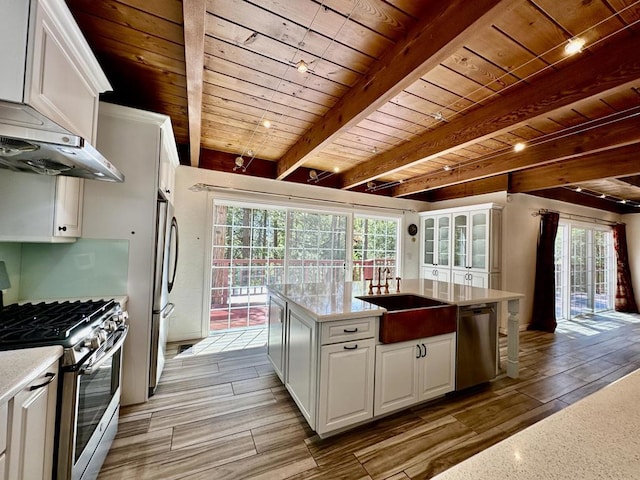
0, 299, 116, 348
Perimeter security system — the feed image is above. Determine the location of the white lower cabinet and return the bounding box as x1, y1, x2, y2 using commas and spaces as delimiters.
285, 308, 317, 429
317, 338, 375, 436
374, 333, 456, 416
451, 269, 489, 288
5, 359, 58, 480
422, 267, 451, 283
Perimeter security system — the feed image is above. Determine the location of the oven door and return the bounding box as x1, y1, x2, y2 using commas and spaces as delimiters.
58, 326, 128, 480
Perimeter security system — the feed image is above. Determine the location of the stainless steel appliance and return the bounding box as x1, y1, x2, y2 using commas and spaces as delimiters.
149, 191, 178, 395
0, 101, 124, 182
0, 299, 128, 480
456, 303, 497, 390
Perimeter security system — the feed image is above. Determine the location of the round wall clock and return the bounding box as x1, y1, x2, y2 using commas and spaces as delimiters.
407, 223, 418, 236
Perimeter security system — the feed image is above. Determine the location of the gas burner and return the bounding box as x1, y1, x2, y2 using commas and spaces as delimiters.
0, 299, 119, 349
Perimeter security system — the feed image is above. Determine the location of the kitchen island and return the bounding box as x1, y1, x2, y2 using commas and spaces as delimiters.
267, 279, 523, 437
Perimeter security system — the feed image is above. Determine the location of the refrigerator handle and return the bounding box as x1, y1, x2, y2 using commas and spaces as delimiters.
168, 216, 179, 293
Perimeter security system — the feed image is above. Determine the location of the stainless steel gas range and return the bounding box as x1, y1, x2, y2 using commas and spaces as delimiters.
0, 299, 128, 480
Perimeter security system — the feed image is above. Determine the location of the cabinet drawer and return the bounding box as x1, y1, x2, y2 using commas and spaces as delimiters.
321, 317, 375, 345
0, 402, 6, 454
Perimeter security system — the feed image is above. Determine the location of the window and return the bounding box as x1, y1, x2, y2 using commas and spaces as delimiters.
352, 216, 399, 281
208, 201, 399, 332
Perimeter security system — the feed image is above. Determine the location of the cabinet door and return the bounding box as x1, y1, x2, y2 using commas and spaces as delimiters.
6, 361, 58, 480
27, 0, 98, 140
418, 333, 456, 401
317, 338, 374, 435
470, 211, 489, 271
452, 214, 468, 269
436, 215, 451, 267
451, 269, 468, 286
374, 341, 419, 416
286, 308, 317, 429
422, 216, 435, 266
267, 294, 286, 382
469, 272, 489, 288
53, 176, 83, 238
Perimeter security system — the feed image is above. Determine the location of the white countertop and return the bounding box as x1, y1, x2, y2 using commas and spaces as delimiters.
0, 346, 63, 404
268, 279, 523, 321
432, 367, 640, 479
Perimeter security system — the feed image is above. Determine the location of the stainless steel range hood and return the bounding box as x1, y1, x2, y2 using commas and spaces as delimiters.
0, 101, 124, 182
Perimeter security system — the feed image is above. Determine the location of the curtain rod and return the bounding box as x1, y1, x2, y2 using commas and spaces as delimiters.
189, 183, 417, 214
531, 208, 619, 226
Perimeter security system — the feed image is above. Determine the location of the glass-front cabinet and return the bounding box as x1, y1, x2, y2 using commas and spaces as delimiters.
422, 214, 451, 267
419, 204, 501, 289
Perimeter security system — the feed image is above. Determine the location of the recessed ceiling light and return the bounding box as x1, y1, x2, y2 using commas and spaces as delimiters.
513, 142, 526, 152
295, 60, 309, 73
575, 187, 582, 192
333, 166, 340, 173
600, 193, 606, 199
432, 112, 444, 122
565, 37, 586, 55
235, 156, 244, 167
443, 165, 452, 171
620, 199, 627, 204
263, 120, 271, 129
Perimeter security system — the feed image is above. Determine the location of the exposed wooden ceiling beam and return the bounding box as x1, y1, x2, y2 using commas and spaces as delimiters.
392, 108, 640, 196
528, 188, 634, 214
183, 0, 206, 167
341, 33, 640, 191
275, 0, 519, 180
410, 175, 509, 202
510, 143, 640, 193
618, 175, 640, 188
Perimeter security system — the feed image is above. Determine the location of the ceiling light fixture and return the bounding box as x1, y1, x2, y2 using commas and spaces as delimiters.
564, 37, 586, 55
372, 146, 378, 154
432, 112, 445, 122
247, 149, 254, 157
620, 199, 627, 204
308, 170, 318, 181
443, 165, 452, 171
513, 142, 526, 152
575, 186, 582, 192
295, 60, 309, 73
263, 120, 271, 129
233, 156, 245, 172
600, 193, 606, 199
366, 181, 376, 189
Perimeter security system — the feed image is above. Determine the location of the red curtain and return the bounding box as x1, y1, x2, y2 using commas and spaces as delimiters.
613, 223, 638, 313
529, 212, 560, 333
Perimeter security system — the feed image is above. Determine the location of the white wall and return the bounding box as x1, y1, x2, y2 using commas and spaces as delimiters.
622, 213, 640, 308
0, 243, 22, 305
169, 166, 428, 342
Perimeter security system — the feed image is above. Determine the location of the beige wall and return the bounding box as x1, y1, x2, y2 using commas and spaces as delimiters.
169, 166, 428, 342
622, 213, 640, 308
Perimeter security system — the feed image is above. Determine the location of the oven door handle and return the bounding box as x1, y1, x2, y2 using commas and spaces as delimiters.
81, 327, 128, 376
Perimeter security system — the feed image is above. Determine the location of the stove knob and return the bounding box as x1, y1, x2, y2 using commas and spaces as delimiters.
85, 335, 101, 350
98, 330, 108, 343
105, 320, 117, 332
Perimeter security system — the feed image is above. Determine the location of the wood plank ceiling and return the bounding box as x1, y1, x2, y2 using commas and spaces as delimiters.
66, 0, 640, 213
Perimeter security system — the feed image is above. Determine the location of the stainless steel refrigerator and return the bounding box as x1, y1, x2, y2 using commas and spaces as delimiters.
149, 191, 178, 395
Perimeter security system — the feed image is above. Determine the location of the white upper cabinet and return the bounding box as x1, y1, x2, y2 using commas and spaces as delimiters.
421, 213, 451, 268
1, 0, 111, 142
419, 204, 502, 288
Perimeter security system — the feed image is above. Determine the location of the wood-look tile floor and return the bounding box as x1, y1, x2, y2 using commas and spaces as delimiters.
98, 312, 640, 480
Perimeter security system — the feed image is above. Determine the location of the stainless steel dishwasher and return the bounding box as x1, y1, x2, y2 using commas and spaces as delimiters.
456, 303, 497, 390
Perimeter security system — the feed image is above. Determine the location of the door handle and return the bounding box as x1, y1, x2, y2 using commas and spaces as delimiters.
343, 344, 358, 350
343, 328, 358, 333
421, 343, 427, 357
416, 344, 421, 358
29, 372, 56, 391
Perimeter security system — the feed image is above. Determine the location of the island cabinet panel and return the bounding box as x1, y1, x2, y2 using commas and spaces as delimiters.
317, 338, 375, 436
267, 294, 287, 382
374, 341, 419, 416
418, 333, 456, 399
320, 317, 376, 345
285, 308, 317, 429
374, 333, 456, 416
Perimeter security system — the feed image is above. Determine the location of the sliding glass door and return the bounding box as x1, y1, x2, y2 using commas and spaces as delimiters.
555, 221, 614, 320
209, 201, 398, 332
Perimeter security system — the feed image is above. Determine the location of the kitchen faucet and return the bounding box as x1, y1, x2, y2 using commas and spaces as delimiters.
368, 266, 392, 294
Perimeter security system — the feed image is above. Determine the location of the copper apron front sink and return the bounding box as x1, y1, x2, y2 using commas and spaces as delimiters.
358, 294, 457, 343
